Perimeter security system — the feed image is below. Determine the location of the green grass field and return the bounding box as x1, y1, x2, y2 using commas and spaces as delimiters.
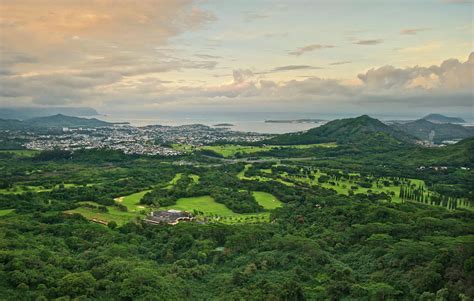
237, 164, 294, 186
253, 191, 282, 209
0, 185, 51, 195
65, 189, 154, 225
278, 169, 433, 204
68, 189, 281, 225
0, 209, 14, 216
169, 173, 182, 184
66, 204, 142, 225
115, 190, 151, 212
162, 194, 279, 224
0, 183, 94, 195
165, 173, 182, 189
199, 143, 337, 158
165, 173, 199, 189
0, 150, 39, 157
237, 164, 252, 180
164, 196, 234, 216
190, 174, 200, 183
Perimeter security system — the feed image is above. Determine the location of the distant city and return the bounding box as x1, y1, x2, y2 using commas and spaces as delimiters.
16, 124, 268, 156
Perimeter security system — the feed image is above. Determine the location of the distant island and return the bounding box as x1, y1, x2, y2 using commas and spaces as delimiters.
265, 119, 325, 124
0, 107, 99, 120
0, 114, 115, 130
213, 123, 234, 127
422, 114, 465, 124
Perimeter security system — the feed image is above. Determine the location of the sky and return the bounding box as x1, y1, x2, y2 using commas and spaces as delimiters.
0, 0, 473, 118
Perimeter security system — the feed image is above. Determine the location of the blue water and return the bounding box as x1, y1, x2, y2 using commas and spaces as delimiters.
98, 111, 474, 134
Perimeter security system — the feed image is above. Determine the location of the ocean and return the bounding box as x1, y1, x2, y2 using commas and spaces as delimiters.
98, 112, 474, 134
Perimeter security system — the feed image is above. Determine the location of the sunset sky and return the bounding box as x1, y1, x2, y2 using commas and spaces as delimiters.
0, 0, 473, 117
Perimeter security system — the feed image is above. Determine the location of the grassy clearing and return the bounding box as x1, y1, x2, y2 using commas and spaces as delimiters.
0, 185, 51, 194
0, 150, 39, 157
237, 164, 294, 186
164, 196, 233, 216
66, 205, 142, 225
253, 191, 282, 209
190, 174, 200, 183
0, 209, 14, 216
66, 189, 153, 225
0, 183, 94, 195
163, 195, 273, 224
169, 173, 182, 185
171, 144, 196, 153
279, 169, 433, 204
165, 173, 182, 189
116, 190, 151, 212
69, 194, 274, 225
67, 181, 281, 225
165, 173, 199, 189
237, 164, 252, 180
199, 143, 337, 158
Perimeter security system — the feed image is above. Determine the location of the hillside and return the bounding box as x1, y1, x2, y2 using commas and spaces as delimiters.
24, 114, 111, 128
0, 107, 99, 120
422, 113, 465, 124
266, 115, 417, 146
402, 137, 474, 167
393, 119, 474, 144
0, 119, 24, 130
0, 114, 112, 130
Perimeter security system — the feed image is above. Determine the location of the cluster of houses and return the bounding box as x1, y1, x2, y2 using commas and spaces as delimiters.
417, 166, 470, 171
18, 123, 268, 156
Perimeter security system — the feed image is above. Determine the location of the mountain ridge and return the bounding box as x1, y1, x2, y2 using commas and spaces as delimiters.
0, 107, 99, 120
265, 115, 417, 146
0, 114, 112, 129
422, 113, 465, 124
393, 119, 474, 144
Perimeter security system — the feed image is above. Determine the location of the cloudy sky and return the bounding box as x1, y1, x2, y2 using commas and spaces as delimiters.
0, 0, 473, 117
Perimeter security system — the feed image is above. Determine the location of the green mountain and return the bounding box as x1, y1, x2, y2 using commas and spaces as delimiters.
24, 114, 111, 128
422, 113, 465, 124
0, 119, 24, 130
0, 107, 99, 120
393, 119, 474, 144
0, 114, 112, 130
404, 137, 474, 167
266, 115, 416, 146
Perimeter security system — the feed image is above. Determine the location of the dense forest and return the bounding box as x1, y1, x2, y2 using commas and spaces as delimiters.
0, 182, 472, 300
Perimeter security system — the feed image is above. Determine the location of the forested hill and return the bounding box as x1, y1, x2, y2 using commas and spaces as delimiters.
392, 119, 474, 143
265, 115, 417, 146
422, 113, 466, 124
0, 114, 112, 129
0, 107, 99, 120
395, 137, 474, 168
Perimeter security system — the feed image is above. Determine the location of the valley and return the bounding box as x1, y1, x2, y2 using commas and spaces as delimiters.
0, 114, 472, 300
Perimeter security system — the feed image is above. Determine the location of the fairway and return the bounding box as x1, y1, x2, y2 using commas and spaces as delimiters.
0, 185, 51, 195
0, 209, 14, 216
201, 143, 337, 158
190, 174, 200, 183
237, 164, 294, 186
280, 169, 434, 204
67, 205, 142, 225
0, 150, 39, 157
165, 173, 199, 189
164, 196, 235, 216
253, 191, 282, 209
69, 192, 280, 225
163, 195, 272, 224
115, 190, 151, 212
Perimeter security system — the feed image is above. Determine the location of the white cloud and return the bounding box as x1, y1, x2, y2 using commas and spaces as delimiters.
357, 52, 473, 91
289, 44, 335, 56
